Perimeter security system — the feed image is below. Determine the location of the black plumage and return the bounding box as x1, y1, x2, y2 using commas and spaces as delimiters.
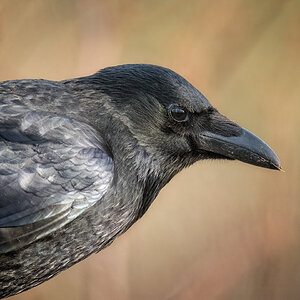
0, 64, 280, 298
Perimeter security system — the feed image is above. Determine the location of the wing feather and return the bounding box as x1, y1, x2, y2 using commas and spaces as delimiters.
0, 107, 114, 253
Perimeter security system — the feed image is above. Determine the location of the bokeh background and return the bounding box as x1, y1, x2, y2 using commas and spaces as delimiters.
1, 0, 299, 299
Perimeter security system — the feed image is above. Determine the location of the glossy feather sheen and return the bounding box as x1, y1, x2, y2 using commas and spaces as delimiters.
0, 80, 120, 297
0, 110, 114, 253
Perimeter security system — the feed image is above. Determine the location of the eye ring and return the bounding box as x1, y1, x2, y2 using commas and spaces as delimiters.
168, 104, 189, 122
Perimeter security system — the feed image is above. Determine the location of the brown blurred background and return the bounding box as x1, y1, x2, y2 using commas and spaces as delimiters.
1, 0, 299, 299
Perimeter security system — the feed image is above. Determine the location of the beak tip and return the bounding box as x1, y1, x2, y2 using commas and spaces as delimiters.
271, 162, 282, 171
271, 158, 282, 171
265, 147, 281, 171
240, 128, 281, 171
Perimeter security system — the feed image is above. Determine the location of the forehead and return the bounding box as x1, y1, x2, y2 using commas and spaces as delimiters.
174, 82, 211, 112
141, 64, 211, 112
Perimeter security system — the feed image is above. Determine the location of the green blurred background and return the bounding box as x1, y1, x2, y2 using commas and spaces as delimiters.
1, 0, 299, 299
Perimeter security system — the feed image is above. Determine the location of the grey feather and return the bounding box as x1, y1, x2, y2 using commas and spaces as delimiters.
0, 110, 114, 253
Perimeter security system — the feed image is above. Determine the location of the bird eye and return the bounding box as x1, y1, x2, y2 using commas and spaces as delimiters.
168, 105, 189, 122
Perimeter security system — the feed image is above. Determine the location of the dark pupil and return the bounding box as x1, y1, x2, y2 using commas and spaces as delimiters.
171, 107, 188, 122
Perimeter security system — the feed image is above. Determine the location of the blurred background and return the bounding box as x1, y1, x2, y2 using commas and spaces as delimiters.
1, 0, 299, 299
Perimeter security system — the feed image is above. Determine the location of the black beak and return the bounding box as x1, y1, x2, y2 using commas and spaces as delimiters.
198, 125, 281, 170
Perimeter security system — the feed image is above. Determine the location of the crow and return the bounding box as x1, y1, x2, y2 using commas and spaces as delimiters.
0, 64, 280, 298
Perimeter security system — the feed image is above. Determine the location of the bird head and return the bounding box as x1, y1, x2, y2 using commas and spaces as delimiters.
90, 64, 280, 172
